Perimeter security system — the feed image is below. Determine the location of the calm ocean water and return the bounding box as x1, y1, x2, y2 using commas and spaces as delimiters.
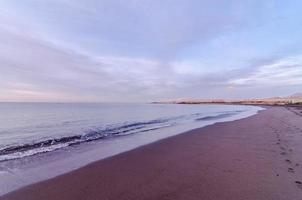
0, 103, 262, 195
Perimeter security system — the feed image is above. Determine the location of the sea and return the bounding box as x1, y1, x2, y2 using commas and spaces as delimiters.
0, 102, 263, 195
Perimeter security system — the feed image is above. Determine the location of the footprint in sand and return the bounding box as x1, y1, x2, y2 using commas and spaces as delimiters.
285, 159, 292, 164
288, 168, 295, 173
295, 181, 302, 189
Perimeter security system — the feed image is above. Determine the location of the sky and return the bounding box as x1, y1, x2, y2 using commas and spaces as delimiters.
0, 0, 302, 102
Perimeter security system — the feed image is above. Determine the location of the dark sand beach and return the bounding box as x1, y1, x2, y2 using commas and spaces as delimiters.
2, 106, 302, 200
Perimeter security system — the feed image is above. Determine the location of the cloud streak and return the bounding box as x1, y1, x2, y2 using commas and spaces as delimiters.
1, 0, 274, 58
0, 0, 302, 102
230, 56, 302, 86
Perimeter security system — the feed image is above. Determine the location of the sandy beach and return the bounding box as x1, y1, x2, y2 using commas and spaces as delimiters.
2, 106, 302, 200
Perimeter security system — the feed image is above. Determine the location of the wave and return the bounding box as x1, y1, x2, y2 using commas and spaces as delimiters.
195, 112, 239, 121
0, 118, 175, 162
0, 110, 243, 162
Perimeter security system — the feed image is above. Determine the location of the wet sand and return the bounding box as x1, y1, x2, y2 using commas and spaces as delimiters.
2, 106, 302, 200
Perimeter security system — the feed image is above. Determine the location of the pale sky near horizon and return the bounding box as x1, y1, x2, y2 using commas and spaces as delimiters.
0, 0, 302, 102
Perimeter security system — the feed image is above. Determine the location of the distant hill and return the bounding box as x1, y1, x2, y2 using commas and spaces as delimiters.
287, 93, 302, 99
154, 93, 302, 106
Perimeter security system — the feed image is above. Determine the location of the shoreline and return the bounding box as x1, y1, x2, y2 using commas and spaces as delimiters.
2, 106, 302, 200
0, 104, 260, 196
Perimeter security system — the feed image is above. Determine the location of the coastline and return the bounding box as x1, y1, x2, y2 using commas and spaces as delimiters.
2, 106, 302, 200
0, 104, 260, 196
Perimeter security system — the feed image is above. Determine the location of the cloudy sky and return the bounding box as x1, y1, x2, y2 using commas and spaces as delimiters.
0, 0, 302, 102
